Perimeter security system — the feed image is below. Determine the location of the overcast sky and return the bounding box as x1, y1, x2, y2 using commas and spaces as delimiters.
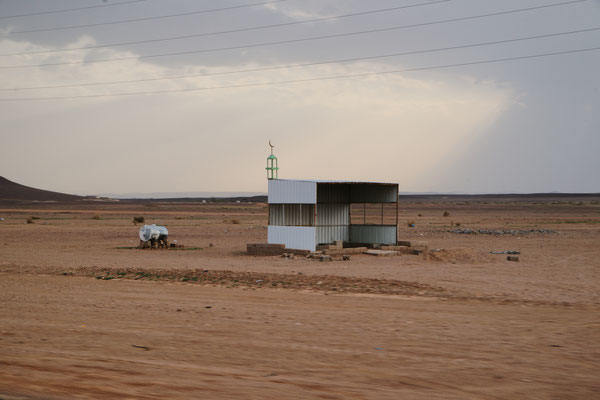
0, 0, 598, 195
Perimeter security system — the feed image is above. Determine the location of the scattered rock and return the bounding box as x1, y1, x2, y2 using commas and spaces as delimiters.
450, 228, 555, 235
365, 250, 399, 257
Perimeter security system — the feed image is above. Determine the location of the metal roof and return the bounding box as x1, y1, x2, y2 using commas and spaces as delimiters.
274, 179, 398, 185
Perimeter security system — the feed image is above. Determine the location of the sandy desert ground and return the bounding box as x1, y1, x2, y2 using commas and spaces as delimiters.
0, 198, 599, 399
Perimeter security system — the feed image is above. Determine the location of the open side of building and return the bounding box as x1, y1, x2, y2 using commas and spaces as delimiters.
267, 179, 399, 251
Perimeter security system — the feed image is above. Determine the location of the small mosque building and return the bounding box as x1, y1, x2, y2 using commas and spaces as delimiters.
265, 143, 399, 252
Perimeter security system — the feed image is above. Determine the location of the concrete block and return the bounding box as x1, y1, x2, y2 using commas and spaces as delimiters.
247, 243, 285, 256
381, 245, 410, 252
365, 250, 400, 257
247, 243, 285, 249
323, 249, 343, 256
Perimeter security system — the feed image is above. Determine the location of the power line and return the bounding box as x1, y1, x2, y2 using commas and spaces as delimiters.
0, 0, 147, 19
0, 0, 451, 56
1, 0, 294, 35
2, 27, 598, 91
1, 46, 598, 101
0, 0, 585, 69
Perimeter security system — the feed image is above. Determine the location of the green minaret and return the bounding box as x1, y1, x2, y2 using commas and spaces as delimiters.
266, 140, 279, 180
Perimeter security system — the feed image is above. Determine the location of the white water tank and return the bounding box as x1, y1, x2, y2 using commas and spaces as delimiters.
139, 224, 168, 242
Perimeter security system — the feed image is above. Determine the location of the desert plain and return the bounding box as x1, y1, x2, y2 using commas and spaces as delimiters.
0, 196, 599, 399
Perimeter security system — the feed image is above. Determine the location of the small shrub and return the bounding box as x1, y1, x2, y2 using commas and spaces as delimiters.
455, 222, 461, 227
92, 214, 101, 220
443, 211, 450, 217
26, 218, 34, 224
30, 216, 41, 220
231, 219, 240, 224
132, 216, 145, 224
418, 214, 422, 217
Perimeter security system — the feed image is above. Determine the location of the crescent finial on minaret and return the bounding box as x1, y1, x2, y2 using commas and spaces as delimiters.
266, 140, 278, 179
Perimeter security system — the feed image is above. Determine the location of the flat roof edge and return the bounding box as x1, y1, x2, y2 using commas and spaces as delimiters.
272, 179, 398, 185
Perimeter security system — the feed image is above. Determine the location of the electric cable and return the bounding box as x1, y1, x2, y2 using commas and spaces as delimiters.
0, 0, 586, 68
1, 45, 597, 101
0, 0, 147, 19
0, 0, 451, 55
1, 0, 294, 35
1, 26, 598, 91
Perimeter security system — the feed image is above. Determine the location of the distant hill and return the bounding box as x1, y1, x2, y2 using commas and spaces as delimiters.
126, 195, 268, 203
0, 176, 84, 202
100, 191, 267, 199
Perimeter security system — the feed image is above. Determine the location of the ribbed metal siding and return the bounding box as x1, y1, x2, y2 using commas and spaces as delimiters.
268, 226, 316, 251
350, 225, 397, 244
316, 226, 349, 245
269, 204, 314, 226
316, 203, 349, 226
269, 204, 284, 226
315, 203, 349, 244
268, 180, 316, 204
317, 183, 350, 203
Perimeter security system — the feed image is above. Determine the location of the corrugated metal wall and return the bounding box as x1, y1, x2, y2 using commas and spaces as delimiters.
315, 203, 349, 244
268, 226, 316, 251
316, 203, 349, 225
268, 180, 316, 204
350, 225, 397, 244
317, 183, 350, 203
316, 226, 349, 245
269, 204, 314, 226
269, 181, 397, 204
